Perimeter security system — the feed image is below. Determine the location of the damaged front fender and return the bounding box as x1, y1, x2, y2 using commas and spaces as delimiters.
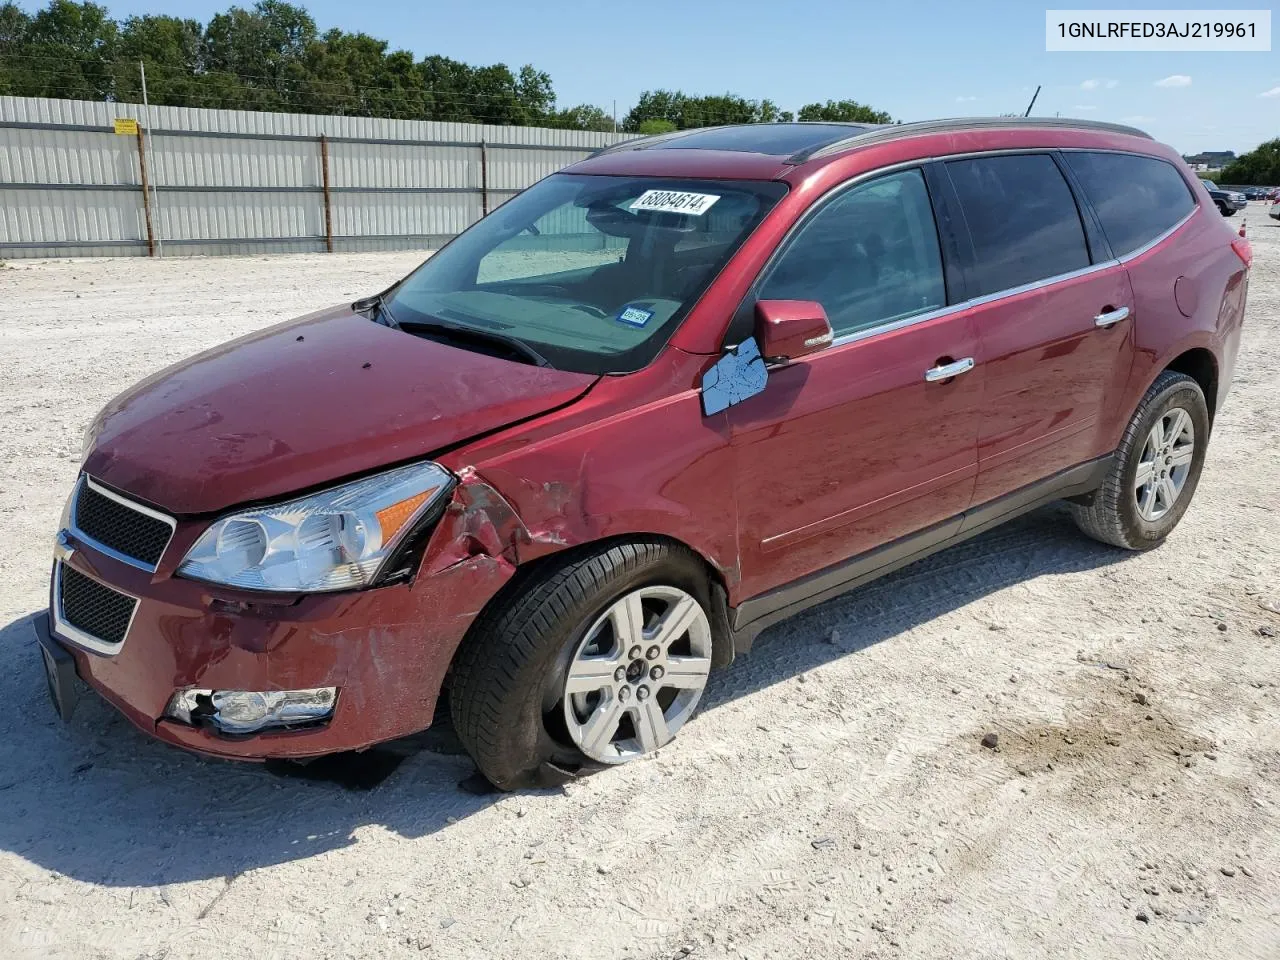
418, 466, 533, 576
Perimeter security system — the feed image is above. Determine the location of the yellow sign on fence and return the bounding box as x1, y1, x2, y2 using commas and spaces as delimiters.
113, 118, 139, 136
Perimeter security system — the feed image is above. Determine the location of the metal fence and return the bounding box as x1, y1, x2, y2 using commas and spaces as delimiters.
0, 96, 633, 258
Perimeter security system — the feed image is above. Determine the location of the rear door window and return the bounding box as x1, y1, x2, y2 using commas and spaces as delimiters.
946, 154, 1090, 296
1062, 151, 1197, 256
758, 168, 946, 338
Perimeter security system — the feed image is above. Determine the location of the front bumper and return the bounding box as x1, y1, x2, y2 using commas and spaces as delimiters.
45, 525, 514, 760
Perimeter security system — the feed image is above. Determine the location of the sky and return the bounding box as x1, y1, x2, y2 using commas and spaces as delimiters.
42, 0, 1280, 154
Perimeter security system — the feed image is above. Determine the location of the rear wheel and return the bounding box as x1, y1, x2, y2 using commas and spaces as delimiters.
1070, 371, 1209, 550
449, 540, 715, 790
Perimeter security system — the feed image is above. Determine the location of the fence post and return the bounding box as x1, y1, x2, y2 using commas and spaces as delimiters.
480, 139, 489, 220
319, 134, 334, 253
135, 127, 156, 257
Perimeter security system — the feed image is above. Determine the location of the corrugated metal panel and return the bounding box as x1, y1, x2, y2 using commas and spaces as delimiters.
329, 141, 476, 190
487, 147, 589, 190
0, 95, 638, 258
154, 134, 319, 188
155, 190, 323, 241
332, 192, 479, 239
0, 187, 144, 244
1, 95, 633, 147
0, 127, 136, 185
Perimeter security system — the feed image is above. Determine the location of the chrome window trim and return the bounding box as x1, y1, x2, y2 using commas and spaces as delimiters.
70, 475, 177, 573
829, 259, 1122, 349
1116, 206, 1198, 264
51, 560, 139, 656
742, 149, 1196, 356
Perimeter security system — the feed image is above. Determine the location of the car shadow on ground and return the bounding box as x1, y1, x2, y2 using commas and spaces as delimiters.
0, 504, 1133, 888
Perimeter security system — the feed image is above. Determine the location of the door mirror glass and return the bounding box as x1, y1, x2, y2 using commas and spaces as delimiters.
755, 299, 833, 362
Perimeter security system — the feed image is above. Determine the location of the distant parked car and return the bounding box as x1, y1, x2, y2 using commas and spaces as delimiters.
1244, 187, 1269, 201
1200, 180, 1247, 216
36, 117, 1253, 789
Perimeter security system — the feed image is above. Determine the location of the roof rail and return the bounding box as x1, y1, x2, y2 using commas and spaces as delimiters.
788, 116, 1154, 163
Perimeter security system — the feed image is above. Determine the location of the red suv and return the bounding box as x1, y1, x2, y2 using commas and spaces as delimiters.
37, 119, 1251, 790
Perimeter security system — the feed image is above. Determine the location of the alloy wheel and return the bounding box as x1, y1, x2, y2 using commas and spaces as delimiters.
1135, 406, 1195, 522
562, 585, 712, 764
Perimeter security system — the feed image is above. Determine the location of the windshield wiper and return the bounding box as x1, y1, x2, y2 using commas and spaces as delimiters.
373, 292, 401, 329
396, 317, 552, 368
355, 291, 402, 329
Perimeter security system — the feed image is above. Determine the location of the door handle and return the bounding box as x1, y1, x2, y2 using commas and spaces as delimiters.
1094, 306, 1131, 328
924, 357, 975, 382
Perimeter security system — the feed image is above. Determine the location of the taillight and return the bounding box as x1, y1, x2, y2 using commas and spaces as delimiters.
1232, 236, 1252, 269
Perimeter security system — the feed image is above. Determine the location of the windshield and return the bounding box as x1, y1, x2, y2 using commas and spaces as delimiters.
1201, 180, 1219, 190
386, 174, 788, 374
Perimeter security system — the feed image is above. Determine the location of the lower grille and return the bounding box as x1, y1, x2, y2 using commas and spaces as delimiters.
58, 564, 137, 649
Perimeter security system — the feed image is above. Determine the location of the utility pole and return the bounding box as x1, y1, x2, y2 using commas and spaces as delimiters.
140, 61, 163, 256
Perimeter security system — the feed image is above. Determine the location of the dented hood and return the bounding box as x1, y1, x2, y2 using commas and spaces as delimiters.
82, 305, 597, 514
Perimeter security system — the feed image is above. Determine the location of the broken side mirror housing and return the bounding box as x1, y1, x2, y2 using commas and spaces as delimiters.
754, 300, 833, 362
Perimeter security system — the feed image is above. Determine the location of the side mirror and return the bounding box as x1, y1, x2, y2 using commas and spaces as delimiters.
754, 300, 833, 362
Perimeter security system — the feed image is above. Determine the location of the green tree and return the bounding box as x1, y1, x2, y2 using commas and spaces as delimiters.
636, 117, 677, 135
114, 15, 203, 104
550, 103, 615, 132
1219, 139, 1280, 186
624, 89, 799, 131
17, 0, 117, 99
796, 98, 893, 123
201, 0, 316, 110
0, 3, 32, 95
414, 55, 551, 124
300, 30, 427, 117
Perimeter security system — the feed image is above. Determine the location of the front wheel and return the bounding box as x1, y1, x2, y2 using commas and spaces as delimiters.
449, 540, 715, 790
1070, 371, 1209, 550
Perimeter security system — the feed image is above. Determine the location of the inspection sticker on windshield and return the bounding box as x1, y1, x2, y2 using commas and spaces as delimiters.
616, 305, 655, 327
630, 189, 721, 216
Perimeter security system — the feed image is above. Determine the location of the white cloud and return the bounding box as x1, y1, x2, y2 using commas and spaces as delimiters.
955, 95, 978, 102
1080, 79, 1119, 91
1155, 75, 1192, 88
1260, 86, 1280, 98
1073, 105, 1098, 111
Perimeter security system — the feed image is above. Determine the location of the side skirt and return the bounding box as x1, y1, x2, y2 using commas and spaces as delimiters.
727, 454, 1115, 652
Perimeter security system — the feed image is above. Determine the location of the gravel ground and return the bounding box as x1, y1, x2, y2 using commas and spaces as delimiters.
1, 207, 1279, 960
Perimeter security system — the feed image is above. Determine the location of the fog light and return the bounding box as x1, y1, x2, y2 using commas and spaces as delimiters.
165, 687, 337, 735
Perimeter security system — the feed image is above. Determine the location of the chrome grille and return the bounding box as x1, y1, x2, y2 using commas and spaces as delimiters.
56, 564, 137, 650
72, 477, 174, 570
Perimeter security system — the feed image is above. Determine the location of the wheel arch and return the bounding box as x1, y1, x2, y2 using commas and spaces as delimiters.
1163, 346, 1219, 425
448, 531, 739, 688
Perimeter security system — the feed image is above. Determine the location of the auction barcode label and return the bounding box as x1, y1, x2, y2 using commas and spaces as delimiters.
1046, 9, 1271, 50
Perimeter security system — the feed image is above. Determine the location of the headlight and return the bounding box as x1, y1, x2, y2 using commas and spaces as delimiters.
177, 462, 453, 592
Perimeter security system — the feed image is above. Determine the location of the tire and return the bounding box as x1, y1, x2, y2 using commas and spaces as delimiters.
1218, 201, 1235, 217
1069, 371, 1210, 550
449, 539, 715, 790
